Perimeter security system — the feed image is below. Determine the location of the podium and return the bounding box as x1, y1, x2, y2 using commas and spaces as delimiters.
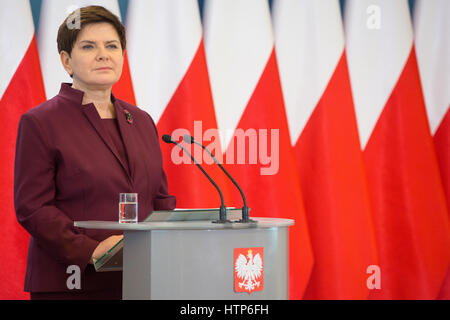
74, 217, 293, 300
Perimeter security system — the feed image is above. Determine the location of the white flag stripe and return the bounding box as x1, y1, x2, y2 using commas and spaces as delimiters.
126, 0, 202, 123
203, 0, 274, 148
414, 0, 450, 135
273, 0, 344, 144
0, 0, 34, 100
38, 0, 122, 99
345, 0, 413, 149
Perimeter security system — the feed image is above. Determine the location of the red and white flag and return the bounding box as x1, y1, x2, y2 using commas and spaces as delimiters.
0, 0, 46, 299
126, 0, 230, 208
204, 0, 313, 299
38, 0, 135, 103
273, 0, 378, 299
414, 0, 450, 299
345, 0, 450, 299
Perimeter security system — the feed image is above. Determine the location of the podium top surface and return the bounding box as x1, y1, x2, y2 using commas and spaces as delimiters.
74, 217, 294, 231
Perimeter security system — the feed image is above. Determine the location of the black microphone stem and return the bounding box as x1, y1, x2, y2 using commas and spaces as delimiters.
187, 136, 253, 223
162, 135, 229, 223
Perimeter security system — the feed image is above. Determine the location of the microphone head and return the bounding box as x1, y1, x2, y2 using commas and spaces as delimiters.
183, 134, 194, 144
162, 134, 174, 144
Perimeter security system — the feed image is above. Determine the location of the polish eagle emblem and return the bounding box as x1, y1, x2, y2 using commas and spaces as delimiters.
234, 248, 264, 293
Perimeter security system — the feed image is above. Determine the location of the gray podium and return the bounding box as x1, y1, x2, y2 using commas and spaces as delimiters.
74, 217, 293, 300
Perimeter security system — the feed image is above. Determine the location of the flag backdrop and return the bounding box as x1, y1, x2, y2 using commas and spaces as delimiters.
345, 0, 450, 299
414, 0, 450, 299
0, 0, 46, 299
1, 0, 449, 299
273, 0, 377, 299
203, 0, 313, 299
126, 0, 231, 209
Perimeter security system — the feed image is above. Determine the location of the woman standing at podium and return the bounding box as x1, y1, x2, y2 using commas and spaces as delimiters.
14, 6, 176, 300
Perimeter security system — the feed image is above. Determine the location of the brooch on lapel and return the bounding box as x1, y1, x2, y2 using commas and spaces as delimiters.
124, 109, 133, 124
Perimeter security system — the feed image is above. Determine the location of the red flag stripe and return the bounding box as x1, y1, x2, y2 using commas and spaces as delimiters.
223, 49, 313, 299
434, 108, 450, 300
364, 48, 450, 299
434, 108, 450, 211
297, 52, 378, 299
112, 50, 136, 105
157, 39, 231, 208
0, 36, 46, 299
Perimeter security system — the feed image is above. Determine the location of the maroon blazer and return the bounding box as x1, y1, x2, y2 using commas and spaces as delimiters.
14, 83, 176, 293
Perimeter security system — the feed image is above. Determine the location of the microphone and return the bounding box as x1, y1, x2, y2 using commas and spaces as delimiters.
161, 134, 230, 223
183, 134, 254, 223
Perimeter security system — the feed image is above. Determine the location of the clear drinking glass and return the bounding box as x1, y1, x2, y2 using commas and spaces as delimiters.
119, 193, 138, 223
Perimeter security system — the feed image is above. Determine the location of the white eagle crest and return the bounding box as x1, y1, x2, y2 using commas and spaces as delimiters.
235, 249, 263, 292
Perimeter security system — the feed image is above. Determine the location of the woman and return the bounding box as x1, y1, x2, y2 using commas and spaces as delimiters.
14, 6, 176, 300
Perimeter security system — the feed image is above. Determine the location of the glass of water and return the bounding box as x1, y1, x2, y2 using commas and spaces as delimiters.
119, 193, 138, 223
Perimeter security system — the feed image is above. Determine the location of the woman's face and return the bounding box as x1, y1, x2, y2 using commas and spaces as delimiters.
61, 22, 124, 90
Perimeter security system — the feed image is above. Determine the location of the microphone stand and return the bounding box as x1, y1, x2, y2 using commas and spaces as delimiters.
162, 135, 230, 223
183, 135, 255, 223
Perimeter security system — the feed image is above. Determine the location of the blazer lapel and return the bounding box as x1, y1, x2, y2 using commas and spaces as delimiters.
81, 103, 133, 182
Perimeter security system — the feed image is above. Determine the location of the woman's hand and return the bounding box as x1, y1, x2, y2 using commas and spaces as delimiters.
90, 235, 124, 264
